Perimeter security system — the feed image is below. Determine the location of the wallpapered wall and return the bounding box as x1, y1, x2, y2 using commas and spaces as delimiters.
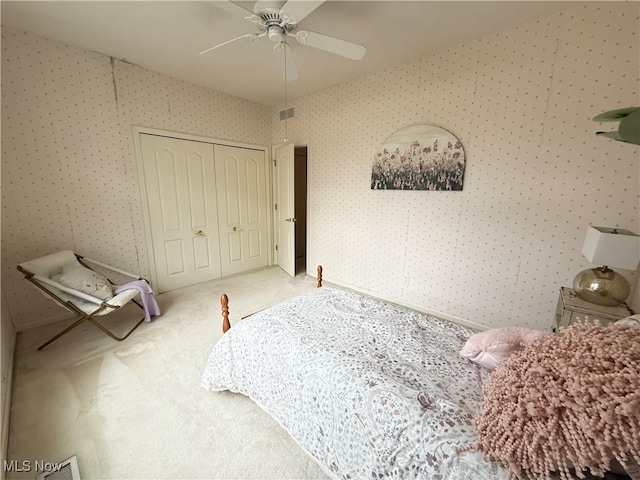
2, 3, 639, 332
272, 2, 640, 330
1, 28, 272, 329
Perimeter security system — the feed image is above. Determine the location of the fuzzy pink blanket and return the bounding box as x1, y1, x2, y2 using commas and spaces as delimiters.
475, 322, 640, 480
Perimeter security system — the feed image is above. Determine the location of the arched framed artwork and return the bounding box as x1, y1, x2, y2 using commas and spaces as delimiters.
371, 124, 465, 191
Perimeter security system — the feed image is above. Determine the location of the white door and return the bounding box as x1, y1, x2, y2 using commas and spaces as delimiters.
140, 134, 222, 292
275, 143, 296, 277
214, 144, 269, 276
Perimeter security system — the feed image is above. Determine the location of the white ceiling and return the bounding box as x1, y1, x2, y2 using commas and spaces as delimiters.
1, 1, 576, 106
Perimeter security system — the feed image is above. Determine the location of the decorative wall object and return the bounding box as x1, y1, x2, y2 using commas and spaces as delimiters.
371, 124, 465, 191
301, 2, 638, 332
593, 106, 640, 145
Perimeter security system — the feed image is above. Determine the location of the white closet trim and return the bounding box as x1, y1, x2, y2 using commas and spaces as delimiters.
131, 126, 273, 290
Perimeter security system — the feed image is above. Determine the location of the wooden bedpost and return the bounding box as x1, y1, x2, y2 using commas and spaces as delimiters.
221, 294, 230, 333
317, 265, 323, 288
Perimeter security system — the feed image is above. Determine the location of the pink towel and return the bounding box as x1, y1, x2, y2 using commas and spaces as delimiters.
114, 280, 160, 322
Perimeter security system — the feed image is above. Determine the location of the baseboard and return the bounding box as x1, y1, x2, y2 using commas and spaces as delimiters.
320, 275, 489, 332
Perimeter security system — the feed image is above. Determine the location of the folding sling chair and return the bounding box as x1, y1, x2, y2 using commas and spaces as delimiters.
17, 250, 150, 350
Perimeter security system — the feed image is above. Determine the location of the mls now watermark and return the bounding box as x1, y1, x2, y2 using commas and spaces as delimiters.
3, 460, 64, 473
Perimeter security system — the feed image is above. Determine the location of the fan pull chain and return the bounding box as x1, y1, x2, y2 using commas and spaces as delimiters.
283, 39, 289, 143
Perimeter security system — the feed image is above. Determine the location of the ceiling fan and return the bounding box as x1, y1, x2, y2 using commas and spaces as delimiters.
200, 0, 366, 81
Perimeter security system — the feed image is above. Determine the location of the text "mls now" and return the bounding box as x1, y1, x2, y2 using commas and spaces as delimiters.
3, 460, 63, 473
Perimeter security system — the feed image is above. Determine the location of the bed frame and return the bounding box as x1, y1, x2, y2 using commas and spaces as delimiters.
220, 265, 323, 333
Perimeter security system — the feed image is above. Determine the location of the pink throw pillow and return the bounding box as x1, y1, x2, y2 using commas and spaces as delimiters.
460, 327, 551, 370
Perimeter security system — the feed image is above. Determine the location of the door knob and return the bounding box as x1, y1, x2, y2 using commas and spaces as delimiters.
285, 218, 297, 222
194, 230, 205, 237
232, 226, 239, 232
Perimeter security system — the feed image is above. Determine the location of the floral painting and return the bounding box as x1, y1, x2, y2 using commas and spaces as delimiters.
371, 125, 465, 191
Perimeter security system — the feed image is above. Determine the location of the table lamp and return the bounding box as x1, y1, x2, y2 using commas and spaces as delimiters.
573, 226, 640, 306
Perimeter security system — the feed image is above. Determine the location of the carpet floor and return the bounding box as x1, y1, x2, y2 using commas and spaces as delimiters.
6, 266, 331, 480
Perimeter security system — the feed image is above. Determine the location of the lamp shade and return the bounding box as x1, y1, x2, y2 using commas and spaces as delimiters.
581, 226, 640, 270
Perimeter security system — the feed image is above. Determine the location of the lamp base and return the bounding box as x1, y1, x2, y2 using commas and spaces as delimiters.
572, 266, 630, 306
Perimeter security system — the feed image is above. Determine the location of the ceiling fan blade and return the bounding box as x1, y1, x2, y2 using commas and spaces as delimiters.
213, 1, 256, 19
279, 0, 325, 24
252, 1, 278, 14
294, 30, 366, 60
274, 42, 298, 81
199, 34, 260, 55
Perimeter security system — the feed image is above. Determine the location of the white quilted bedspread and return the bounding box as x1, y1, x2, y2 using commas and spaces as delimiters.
202, 287, 507, 480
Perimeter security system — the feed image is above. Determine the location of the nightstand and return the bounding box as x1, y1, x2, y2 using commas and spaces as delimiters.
552, 287, 633, 333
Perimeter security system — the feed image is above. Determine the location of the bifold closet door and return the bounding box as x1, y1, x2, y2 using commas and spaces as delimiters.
214, 144, 269, 276
140, 134, 222, 292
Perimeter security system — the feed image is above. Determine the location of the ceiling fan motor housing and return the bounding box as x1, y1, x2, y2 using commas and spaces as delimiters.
256, 8, 296, 40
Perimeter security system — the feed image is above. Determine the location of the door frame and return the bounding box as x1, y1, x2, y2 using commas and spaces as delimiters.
132, 125, 272, 289
271, 142, 309, 276
274, 143, 296, 276
270, 142, 286, 268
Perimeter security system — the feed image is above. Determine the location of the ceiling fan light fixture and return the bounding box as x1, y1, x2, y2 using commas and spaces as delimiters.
268, 25, 285, 43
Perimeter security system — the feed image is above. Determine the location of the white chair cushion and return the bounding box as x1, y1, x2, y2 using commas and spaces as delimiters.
53, 263, 113, 301
19, 250, 143, 317
33, 278, 139, 315
18, 250, 78, 278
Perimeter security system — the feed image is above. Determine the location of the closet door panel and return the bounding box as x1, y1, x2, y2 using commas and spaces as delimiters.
140, 134, 222, 292
214, 144, 269, 276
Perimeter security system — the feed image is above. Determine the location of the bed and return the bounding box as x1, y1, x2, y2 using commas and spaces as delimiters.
201, 266, 508, 479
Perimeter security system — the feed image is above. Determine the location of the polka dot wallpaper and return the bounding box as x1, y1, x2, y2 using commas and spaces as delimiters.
273, 2, 639, 330
2, 28, 271, 328
3, 2, 639, 332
